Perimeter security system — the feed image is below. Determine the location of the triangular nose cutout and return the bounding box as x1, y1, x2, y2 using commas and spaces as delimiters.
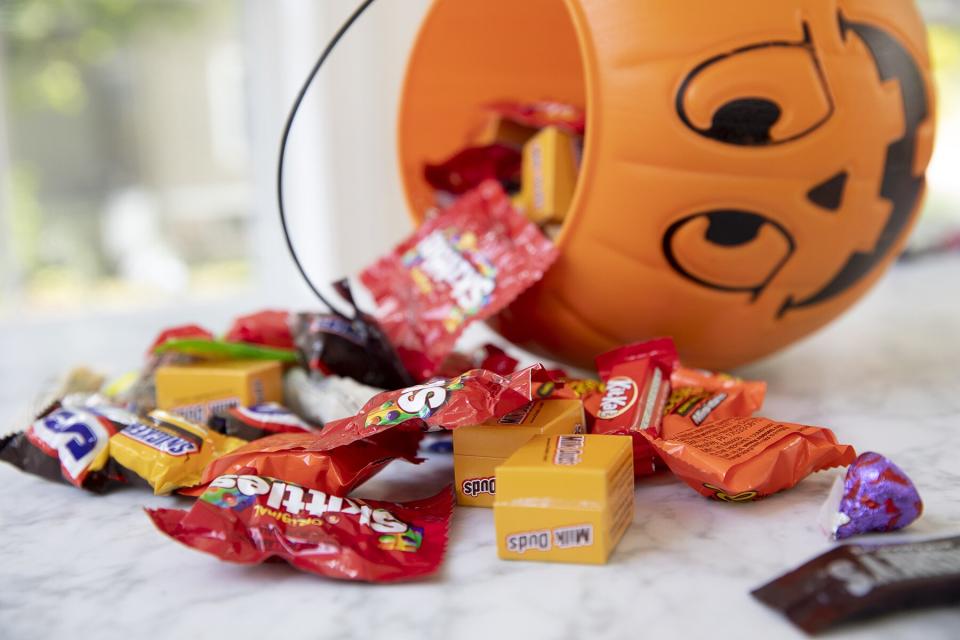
807, 171, 848, 211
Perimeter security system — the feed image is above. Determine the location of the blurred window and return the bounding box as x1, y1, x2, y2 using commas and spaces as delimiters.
918, 0, 960, 248
0, 1, 958, 318
0, 0, 252, 313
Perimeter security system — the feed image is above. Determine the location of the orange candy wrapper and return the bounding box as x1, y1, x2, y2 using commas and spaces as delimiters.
662, 368, 767, 438
646, 416, 856, 501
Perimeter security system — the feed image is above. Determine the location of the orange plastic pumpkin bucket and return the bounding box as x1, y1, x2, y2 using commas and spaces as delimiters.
396, 0, 937, 370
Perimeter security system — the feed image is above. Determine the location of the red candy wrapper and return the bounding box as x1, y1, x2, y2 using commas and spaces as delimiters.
149, 480, 452, 583
647, 416, 856, 501
198, 428, 423, 498
360, 181, 558, 381
424, 144, 522, 196
436, 344, 520, 379
487, 100, 586, 135
478, 344, 520, 377
225, 310, 294, 349
662, 367, 767, 438
147, 324, 213, 356
586, 339, 679, 477
284, 365, 544, 454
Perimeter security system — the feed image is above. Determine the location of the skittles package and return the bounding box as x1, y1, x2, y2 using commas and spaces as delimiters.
306, 364, 546, 453
109, 410, 246, 495
148, 478, 452, 583
197, 427, 423, 498
360, 181, 558, 381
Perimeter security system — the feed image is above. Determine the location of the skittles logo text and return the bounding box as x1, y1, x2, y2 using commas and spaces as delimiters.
365, 377, 466, 428
404, 229, 497, 331
207, 474, 409, 534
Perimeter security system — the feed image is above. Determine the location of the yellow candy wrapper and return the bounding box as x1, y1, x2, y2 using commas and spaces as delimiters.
109, 410, 245, 495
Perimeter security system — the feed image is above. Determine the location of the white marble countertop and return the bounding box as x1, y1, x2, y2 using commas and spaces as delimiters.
2, 256, 960, 640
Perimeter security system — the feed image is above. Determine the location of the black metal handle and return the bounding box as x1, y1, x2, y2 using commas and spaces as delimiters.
275, 0, 379, 318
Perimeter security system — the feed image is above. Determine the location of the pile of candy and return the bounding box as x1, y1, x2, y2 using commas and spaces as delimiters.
1, 99, 948, 632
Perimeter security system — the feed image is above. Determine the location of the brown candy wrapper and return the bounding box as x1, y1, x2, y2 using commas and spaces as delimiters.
291, 280, 414, 390
753, 535, 960, 634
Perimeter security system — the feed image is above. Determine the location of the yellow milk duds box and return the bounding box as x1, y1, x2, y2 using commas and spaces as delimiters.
494, 434, 634, 565
515, 126, 580, 224
155, 360, 283, 425
452, 399, 585, 508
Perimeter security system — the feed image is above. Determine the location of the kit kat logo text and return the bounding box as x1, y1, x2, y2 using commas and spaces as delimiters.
597, 376, 638, 419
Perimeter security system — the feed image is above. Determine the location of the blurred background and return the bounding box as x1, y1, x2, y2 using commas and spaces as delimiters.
0, 0, 958, 322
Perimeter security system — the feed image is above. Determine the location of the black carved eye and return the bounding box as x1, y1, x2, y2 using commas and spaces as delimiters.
705, 99, 781, 146
677, 25, 834, 146
663, 210, 795, 298
704, 210, 767, 246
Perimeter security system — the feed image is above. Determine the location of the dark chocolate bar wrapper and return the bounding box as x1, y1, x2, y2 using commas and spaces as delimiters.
752, 535, 960, 634
0, 409, 125, 493
209, 403, 316, 441
291, 280, 413, 390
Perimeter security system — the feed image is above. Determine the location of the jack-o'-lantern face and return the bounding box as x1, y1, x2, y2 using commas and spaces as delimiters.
400, 0, 937, 370
663, 10, 931, 317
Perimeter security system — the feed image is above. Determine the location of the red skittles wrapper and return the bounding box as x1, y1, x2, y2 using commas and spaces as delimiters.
486, 100, 586, 135
283, 365, 545, 454
586, 339, 679, 477
196, 428, 424, 499
661, 368, 767, 438
360, 181, 558, 381
149, 477, 452, 583
424, 144, 522, 196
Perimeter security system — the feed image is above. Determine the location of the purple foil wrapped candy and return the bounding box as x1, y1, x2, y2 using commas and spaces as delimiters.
819, 452, 923, 540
